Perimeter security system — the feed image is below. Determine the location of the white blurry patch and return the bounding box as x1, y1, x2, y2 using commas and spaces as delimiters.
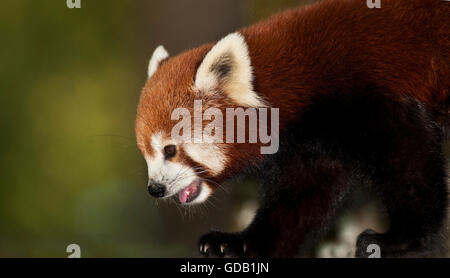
317, 204, 387, 258
234, 201, 258, 230
148, 45, 169, 78
317, 223, 359, 258
194, 32, 265, 107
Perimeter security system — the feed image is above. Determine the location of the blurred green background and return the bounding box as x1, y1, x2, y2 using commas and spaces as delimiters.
0, 0, 319, 257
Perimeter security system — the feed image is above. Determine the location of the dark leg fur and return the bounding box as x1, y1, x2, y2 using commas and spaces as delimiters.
356, 102, 449, 257
299, 91, 449, 257
199, 89, 449, 257
199, 154, 353, 257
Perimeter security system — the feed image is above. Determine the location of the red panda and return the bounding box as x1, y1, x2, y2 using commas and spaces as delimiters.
135, 0, 450, 257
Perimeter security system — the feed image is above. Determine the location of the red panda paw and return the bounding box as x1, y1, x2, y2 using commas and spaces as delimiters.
198, 230, 248, 258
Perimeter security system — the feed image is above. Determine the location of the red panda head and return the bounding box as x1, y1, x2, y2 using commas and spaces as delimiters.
136, 33, 268, 205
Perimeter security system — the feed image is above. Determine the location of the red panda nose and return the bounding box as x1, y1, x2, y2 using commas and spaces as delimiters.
147, 181, 166, 198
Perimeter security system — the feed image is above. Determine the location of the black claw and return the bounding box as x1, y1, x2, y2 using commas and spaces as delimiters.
198, 231, 246, 258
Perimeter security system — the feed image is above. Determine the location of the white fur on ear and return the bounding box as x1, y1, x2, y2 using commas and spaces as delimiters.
148, 45, 169, 78
195, 32, 265, 107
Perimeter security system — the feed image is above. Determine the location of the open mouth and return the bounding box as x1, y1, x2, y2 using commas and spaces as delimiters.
178, 178, 202, 204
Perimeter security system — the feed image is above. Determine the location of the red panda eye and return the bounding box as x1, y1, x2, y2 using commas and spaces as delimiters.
164, 145, 177, 159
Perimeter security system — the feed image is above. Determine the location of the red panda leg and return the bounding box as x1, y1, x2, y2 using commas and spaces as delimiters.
356, 126, 449, 257
199, 156, 353, 258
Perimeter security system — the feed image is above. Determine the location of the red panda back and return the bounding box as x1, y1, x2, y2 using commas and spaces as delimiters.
240, 0, 450, 126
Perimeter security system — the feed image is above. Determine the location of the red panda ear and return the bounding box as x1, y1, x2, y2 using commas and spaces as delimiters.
148, 45, 169, 78
194, 33, 265, 107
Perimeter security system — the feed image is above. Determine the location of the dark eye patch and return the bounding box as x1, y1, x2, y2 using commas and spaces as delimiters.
164, 145, 177, 159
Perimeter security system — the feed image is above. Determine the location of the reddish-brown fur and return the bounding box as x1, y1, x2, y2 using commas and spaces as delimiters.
137, 0, 449, 182
240, 0, 449, 126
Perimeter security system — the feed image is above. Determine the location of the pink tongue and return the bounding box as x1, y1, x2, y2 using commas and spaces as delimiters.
178, 182, 198, 203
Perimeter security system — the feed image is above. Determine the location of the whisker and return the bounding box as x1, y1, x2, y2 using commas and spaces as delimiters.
169, 198, 185, 221
202, 178, 229, 194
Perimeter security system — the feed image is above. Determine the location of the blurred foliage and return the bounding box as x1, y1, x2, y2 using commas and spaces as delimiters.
0, 0, 148, 257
